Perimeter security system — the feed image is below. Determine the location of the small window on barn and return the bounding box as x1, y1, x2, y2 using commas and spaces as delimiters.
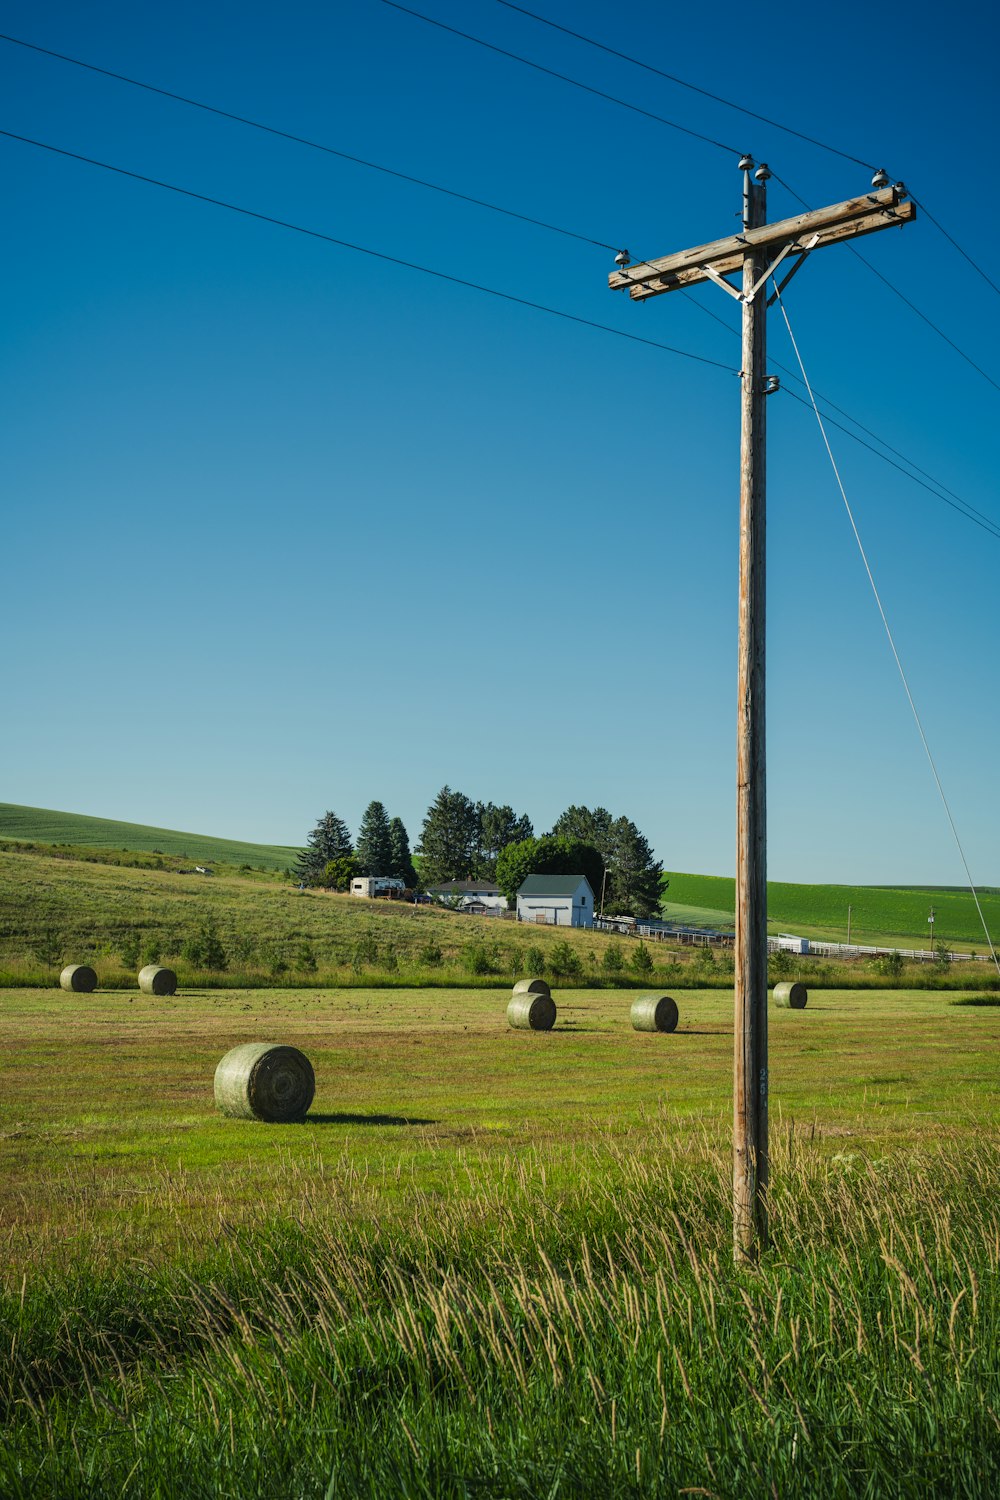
581, 895, 587, 905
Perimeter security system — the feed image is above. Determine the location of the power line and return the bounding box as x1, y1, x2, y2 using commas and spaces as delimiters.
769, 172, 1000, 397
910, 195, 1000, 301
488, 0, 876, 171
773, 282, 1000, 974
781, 389, 1000, 541
681, 292, 1000, 538
375, 0, 742, 156
0, 29, 617, 253
0, 127, 737, 373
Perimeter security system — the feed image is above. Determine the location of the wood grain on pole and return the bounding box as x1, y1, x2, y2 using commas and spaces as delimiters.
608, 187, 911, 291
734, 172, 769, 1263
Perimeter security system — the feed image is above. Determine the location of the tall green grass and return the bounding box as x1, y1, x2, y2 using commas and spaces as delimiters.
2, 1132, 997, 1497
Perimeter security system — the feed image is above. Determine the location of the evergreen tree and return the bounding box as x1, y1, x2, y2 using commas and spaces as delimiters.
549, 805, 613, 858
294, 811, 352, 885
388, 816, 418, 888
475, 803, 534, 878
355, 801, 393, 876
417, 786, 480, 884
605, 816, 663, 918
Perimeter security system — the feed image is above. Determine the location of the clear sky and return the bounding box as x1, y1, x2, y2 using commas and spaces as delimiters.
2, 0, 998, 884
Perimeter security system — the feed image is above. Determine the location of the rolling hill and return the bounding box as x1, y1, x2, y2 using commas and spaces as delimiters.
663, 871, 1000, 950
0, 803, 297, 872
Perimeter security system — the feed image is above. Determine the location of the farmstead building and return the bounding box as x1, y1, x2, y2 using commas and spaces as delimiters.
516, 874, 594, 928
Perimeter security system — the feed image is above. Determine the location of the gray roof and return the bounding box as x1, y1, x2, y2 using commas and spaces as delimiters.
518, 873, 593, 897
428, 880, 502, 894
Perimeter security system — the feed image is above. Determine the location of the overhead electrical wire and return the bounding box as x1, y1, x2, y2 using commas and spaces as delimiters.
772, 281, 1000, 975
2, 33, 994, 537
909, 195, 1000, 301
488, 0, 876, 171
374, 0, 741, 156
0, 127, 737, 373
378, 5, 999, 336
680, 293, 1000, 539
0, 29, 617, 252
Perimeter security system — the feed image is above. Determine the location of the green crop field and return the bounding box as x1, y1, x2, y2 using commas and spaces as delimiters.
0, 802, 298, 871
665, 870, 1000, 950
1, 983, 998, 1496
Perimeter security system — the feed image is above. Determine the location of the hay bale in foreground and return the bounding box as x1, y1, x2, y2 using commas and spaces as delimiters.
214, 1043, 316, 1122
512, 976, 551, 996
630, 994, 679, 1033
507, 993, 557, 1031
774, 981, 808, 1009
60, 964, 97, 994
138, 965, 177, 996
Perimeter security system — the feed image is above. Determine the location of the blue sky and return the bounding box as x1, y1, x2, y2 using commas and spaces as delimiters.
2, 0, 998, 884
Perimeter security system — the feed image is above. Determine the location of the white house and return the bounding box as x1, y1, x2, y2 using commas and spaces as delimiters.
516, 874, 594, 928
427, 880, 508, 915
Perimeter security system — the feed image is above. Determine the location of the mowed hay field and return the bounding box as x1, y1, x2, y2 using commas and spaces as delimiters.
2, 984, 999, 1497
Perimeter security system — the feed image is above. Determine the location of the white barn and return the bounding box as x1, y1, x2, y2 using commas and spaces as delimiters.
516, 874, 594, 928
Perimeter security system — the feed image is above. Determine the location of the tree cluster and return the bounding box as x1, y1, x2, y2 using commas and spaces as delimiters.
493, 807, 662, 918
416, 788, 533, 885
296, 793, 662, 917
294, 804, 417, 890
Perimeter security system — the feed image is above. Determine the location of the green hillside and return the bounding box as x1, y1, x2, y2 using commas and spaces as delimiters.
0, 803, 297, 872
664, 871, 1000, 949
0, 844, 626, 987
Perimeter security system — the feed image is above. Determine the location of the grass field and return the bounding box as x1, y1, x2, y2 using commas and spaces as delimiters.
665, 870, 1000, 951
1, 983, 999, 1495
0, 802, 297, 871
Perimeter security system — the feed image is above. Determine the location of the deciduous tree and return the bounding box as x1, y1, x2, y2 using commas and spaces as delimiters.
496, 834, 604, 908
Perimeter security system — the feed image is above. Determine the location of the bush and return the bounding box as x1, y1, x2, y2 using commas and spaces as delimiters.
352, 930, 379, 971
601, 942, 625, 975
295, 941, 317, 974
548, 941, 582, 979
418, 941, 443, 968
694, 945, 717, 971
524, 946, 545, 973
465, 945, 497, 976
182, 918, 227, 971
118, 932, 141, 969
871, 950, 904, 978
630, 943, 654, 976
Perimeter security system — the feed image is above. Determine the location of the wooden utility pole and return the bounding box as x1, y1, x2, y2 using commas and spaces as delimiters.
609, 164, 915, 1261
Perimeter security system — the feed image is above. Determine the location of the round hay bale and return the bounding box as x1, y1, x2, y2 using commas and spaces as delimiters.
507, 993, 557, 1031
630, 994, 679, 1033
138, 964, 177, 996
214, 1043, 316, 1122
512, 976, 551, 996
774, 981, 808, 1009
60, 964, 97, 994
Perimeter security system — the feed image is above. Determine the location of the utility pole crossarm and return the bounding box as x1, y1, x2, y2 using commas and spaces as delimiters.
609, 185, 915, 302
